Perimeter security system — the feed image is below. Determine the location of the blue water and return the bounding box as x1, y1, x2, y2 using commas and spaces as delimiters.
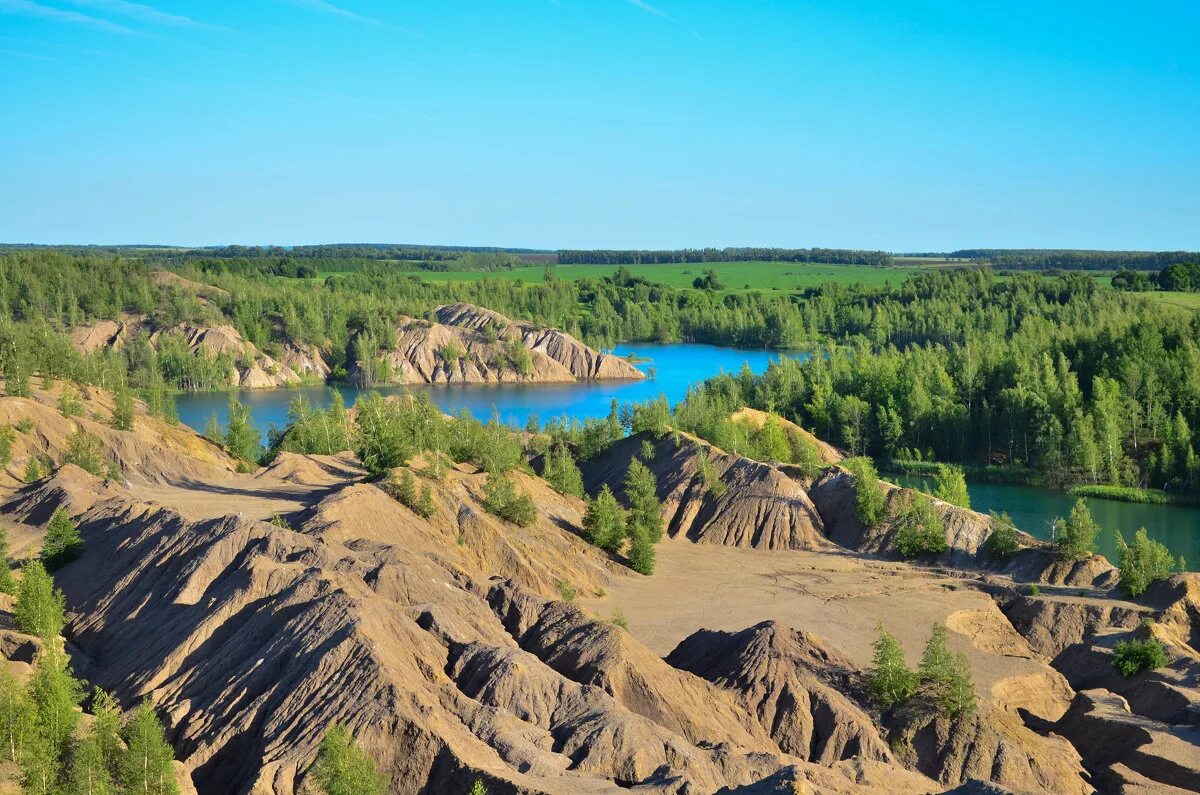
892, 474, 1198, 571
174, 343, 801, 438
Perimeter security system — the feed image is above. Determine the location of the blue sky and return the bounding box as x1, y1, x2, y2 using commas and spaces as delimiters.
1, 1, 1197, 250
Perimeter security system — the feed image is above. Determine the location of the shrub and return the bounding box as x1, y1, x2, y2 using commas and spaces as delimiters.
894, 493, 947, 558
555, 578, 577, 602
639, 439, 656, 461
0, 526, 15, 595
541, 442, 583, 498
111, 387, 135, 431
1111, 637, 1168, 677
625, 460, 663, 543
985, 511, 1021, 557
843, 457, 887, 528
0, 425, 12, 467
481, 475, 536, 526
388, 469, 437, 518
41, 508, 84, 570
23, 456, 45, 483
223, 396, 261, 465
1116, 528, 1180, 597
1025, 583, 1041, 597
932, 464, 970, 509
694, 449, 727, 498
14, 560, 66, 642
1054, 499, 1100, 561
626, 524, 655, 575
610, 608, 629, 631
57, 387, 84, 418
63, 427, 108, 477
15, 418, 34, 433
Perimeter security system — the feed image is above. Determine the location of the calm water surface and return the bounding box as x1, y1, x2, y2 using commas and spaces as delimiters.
892, 475, 1198, 571
173, 342, 1197, 570
175, 343, 797, 437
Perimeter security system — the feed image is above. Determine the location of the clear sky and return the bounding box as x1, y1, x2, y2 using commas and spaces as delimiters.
1, 1, 1197, 251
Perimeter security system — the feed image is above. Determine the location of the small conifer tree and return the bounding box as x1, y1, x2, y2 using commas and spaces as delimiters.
41, 508, 84, 570
866, 624, 917, 707
312, 724, 386, 795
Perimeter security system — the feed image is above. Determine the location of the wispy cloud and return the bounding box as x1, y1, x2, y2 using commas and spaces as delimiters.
61, 0, 229, 32
0, 0, 135, 34
626, 0, 670, 19
0, 46, 56, 60
286, 0, 418, 35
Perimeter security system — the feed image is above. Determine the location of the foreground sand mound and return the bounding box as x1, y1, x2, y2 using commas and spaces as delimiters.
666, 621, 893, 765
582, 433, 833, 551
47, 464, 951, 793
0, 463, 124, 526
257, 451, 364, 487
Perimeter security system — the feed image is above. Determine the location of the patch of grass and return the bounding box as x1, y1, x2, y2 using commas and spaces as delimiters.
1067, 485, 1176, 505
555, 578, 577, 602
1145, 291, 1200, 312
609, 608, 629, 631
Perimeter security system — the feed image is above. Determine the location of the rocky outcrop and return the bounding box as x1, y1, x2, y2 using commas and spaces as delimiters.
999, 593, 1148, 659
665, 622, 893, 764
149, 322, 303, 388
887, 702, 1093, 794
808, 467, 993, 564
996, 547, 1120, 589
582, 433, 833, 551
1054, 689, 1200, 793
277, 339, 330, 380
361, 303, 644, 385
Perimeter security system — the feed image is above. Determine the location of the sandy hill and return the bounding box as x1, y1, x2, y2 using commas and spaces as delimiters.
363, 303, 645, 385
729, 407, 845, 465
70, 315, 315, 389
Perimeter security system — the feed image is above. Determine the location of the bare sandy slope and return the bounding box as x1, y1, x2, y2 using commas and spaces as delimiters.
581, 538, 1074, 721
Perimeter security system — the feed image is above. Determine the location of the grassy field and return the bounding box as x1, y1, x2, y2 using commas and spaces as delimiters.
396, 262, 922, 292
1146, 291, 1200, 312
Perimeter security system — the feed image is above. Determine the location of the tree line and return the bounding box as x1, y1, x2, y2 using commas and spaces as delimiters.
950, 249, 1200, 271
557, 247, 893, 266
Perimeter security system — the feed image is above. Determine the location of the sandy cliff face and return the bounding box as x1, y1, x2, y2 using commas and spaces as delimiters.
70, 315, 308, 389
582, 433, 832, 551
362, 303, 645, 385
